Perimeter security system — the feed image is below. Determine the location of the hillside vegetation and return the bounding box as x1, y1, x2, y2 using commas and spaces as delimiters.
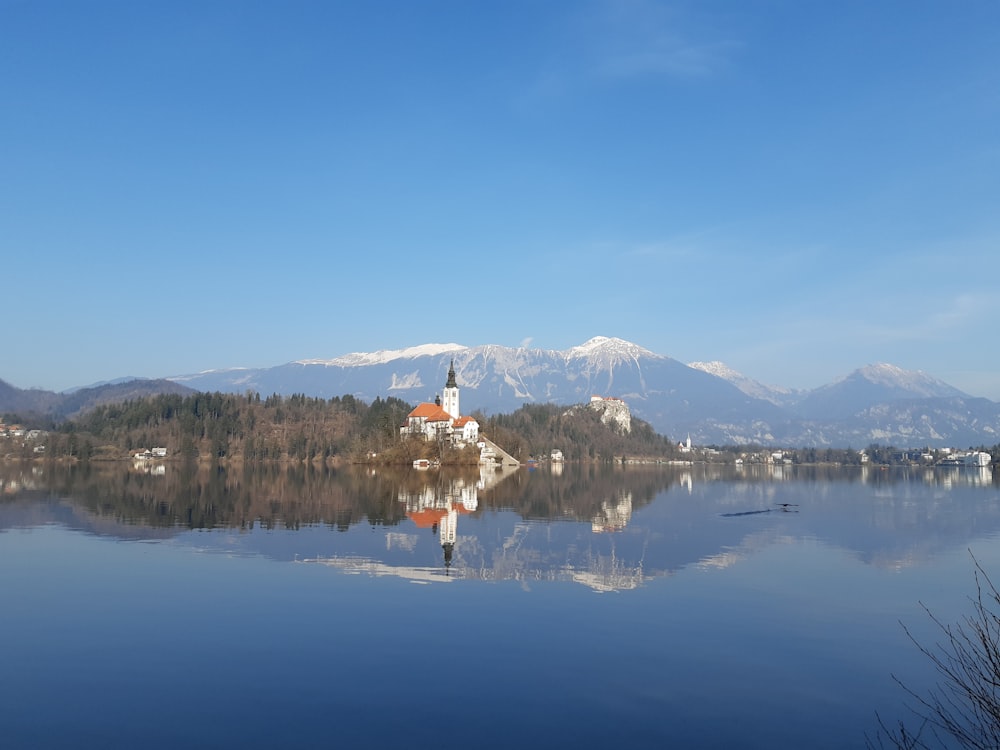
479, 403, 677, 462
42, 392, 412, 464
7, 392, 680, 465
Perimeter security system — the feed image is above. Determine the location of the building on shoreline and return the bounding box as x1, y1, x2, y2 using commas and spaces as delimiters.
400, 360, 480, 446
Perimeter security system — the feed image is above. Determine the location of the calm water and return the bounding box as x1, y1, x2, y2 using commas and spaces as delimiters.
2, 462, 999, 749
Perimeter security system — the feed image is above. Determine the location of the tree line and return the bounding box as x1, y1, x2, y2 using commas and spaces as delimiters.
477, 402, 679, 462
43, 391, 413, 464
10, 391, 681, 465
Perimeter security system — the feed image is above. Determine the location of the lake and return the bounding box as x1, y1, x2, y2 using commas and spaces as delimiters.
2, 461, 999, 749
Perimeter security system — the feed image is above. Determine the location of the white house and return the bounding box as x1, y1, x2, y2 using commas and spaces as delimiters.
453, 416, 480, 443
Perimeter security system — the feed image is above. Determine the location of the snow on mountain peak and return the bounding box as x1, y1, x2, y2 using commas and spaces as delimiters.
292, 337, 661, 370
859, 362, 907, 382
564, 337, 657, 362
298, 343, 467, 368
688, 361, 739, 379
687, 360, 799, 404
853, 362, 962, 397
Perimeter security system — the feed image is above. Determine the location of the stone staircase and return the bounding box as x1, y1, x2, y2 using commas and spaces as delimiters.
478, 436, 520, 467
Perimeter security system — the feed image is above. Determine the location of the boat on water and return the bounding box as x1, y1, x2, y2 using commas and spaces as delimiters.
413, 459, 432, 470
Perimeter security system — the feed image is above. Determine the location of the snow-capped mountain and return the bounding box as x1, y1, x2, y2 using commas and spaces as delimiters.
6, 337, 997, 448
167, 336, 777, 437
853, 363, 962, 395
792, 363, 969, 420
565, 336, 657, 367
299, 343, 468, 368
687, 361, 802, 406
158, 337, 999, 447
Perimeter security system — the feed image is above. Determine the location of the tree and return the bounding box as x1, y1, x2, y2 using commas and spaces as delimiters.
868, 555, 1000, 749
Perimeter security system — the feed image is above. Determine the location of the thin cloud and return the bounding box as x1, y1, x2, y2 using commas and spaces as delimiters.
851, 293, 996, 344
597, 41, 732, 79
924, 293, 995, 335
583, 0, 738, 81
521, 1, 737, 104
625, 240, 696, 260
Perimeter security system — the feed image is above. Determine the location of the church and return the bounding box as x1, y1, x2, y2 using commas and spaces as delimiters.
400, 360, 480, 445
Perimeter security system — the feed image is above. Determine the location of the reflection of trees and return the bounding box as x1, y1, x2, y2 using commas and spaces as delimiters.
6, 463, 415, 531
0, 463, 748, 534
478, 463, 683, 524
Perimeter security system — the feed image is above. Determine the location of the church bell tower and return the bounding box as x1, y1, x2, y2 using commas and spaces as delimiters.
441, 359, 460, 418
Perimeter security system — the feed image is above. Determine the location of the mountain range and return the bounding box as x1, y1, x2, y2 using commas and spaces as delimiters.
3, 336, 997, 448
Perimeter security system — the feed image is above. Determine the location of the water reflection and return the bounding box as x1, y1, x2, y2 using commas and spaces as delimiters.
936, 465, 994, 488
2, 462, 999, 590
592, 489, 632, 533
396, 468, 488, 570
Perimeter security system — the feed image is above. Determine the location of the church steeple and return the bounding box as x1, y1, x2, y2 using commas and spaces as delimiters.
441, 359, 460, 418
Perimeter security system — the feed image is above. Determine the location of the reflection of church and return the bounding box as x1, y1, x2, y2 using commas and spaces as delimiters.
398, 476, 480, 569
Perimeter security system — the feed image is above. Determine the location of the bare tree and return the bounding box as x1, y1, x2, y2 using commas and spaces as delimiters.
868, 554, 1000, 749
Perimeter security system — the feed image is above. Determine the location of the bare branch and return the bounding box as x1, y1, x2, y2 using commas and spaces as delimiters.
871, 552, 1000, 749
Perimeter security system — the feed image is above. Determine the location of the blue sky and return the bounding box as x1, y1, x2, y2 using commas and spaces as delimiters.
3, 0, 999, 398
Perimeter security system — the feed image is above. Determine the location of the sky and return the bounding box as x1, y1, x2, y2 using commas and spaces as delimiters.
3, 0, 999, 399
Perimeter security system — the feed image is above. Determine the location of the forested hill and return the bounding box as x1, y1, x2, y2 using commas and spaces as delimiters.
480, 403, 678, 462
0, 377, 194, 419
53, 392, 411, 463
24, 392, 679, 465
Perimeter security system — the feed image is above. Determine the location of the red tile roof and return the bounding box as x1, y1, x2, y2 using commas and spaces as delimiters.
408, 508, 448, 529
407, 402, 452, 422
408, 504, 474, 529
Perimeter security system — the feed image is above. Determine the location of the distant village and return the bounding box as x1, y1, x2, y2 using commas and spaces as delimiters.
730, 446, 993, 468
0, 421, 47, 455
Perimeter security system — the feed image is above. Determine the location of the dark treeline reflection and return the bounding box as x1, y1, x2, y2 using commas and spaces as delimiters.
2, 462, 416, 531
0, 462, 997, 535
1, 462, 691, 531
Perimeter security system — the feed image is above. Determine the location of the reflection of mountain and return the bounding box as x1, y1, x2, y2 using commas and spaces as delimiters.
592, 491, 632, 533
0, 495, 179, 542
445, 520, 650, 592
3, 464, 1000, 590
